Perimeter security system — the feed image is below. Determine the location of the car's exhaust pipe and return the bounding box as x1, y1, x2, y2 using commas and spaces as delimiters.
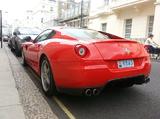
84, 89, 92, 96
92, 89, 100, 96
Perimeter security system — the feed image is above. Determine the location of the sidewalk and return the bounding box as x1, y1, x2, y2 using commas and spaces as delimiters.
1, 43, 58, 119
0, 46, 25, 119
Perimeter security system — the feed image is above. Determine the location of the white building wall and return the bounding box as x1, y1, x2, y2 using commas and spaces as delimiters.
31, 0, 57, 28
116, 3, 155, 38
89, 15, 119, 34
89, 0, 155, 40
153, 0, 160, 43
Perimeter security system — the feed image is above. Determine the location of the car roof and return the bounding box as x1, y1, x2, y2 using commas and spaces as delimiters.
46, 26, 88, 31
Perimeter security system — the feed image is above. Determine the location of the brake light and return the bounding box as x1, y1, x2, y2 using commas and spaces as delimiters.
75, 44, 88, 57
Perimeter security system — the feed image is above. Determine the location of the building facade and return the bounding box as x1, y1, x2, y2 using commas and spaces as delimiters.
89, 0, 160, 44
56, 0, 90, 28
23, 0, 58, 28
33, 0, 57, 28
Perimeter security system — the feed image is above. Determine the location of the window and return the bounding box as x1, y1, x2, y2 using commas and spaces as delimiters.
41, 18, 44, 23
125, 19, 132, 38
34, 30, 54, 43
61, 29, 110, 41
101, 23, 107, 32
147, 16, 154, 36
50, 7, 53, 11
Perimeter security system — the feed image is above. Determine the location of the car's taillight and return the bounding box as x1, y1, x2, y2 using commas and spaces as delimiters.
75, 44, 88, 57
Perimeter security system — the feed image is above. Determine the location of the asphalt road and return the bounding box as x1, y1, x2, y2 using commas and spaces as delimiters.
18, 54, 160, 119
55, 62, 160, 119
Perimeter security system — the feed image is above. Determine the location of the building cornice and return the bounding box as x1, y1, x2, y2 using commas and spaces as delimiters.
111, 0, 152, 10
89, 0, 153, 19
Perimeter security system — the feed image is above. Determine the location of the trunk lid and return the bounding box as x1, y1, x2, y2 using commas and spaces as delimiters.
93, 39, 144, 60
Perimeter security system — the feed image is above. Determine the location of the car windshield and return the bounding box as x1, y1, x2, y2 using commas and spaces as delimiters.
61, 29, 110, 41
19, 27, 41, 35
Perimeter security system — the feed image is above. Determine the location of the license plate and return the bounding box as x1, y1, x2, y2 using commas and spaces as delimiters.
117, 60, 134, 69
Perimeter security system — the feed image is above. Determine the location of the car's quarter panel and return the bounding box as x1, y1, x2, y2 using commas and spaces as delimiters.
37, 38, 104, 84
42, 39, 103, 62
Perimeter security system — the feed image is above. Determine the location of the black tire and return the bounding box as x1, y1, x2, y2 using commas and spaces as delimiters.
15, 44, 21, 57
21, 51, 27, 66
40, 56, 58, 97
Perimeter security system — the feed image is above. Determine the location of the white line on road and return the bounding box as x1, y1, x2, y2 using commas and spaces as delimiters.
53, 96, 76, 119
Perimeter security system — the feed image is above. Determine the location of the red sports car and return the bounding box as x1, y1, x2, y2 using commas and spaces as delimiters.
21, 28, 151, 96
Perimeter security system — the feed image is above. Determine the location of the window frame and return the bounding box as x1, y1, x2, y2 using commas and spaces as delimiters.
33, 29, 55, 43
101, 23, 107, 32
147, 15, 154, 36
124, 19, 132, 38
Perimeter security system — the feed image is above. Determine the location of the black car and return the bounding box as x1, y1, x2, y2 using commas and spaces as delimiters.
9, 27, 41, 56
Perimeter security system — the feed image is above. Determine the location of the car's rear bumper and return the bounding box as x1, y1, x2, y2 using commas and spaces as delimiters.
57, 75, 150, 95
53, 57, 151, 89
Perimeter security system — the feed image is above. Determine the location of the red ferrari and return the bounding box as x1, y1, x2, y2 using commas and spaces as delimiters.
21, 27, 151, 96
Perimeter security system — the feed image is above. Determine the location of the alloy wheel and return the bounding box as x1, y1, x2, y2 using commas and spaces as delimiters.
41, 60, 51, 92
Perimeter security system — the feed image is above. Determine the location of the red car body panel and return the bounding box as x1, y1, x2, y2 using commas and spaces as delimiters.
22, 29, 151, 90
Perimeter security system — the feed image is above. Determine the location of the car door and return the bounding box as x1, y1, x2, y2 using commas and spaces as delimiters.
27, 29, 54, 72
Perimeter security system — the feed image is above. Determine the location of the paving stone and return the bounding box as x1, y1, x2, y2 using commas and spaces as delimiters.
0, 105, 25, 119
0, 87, 20, 107
0, 71, 16, 87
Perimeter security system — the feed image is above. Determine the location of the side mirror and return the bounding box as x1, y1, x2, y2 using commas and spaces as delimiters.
23, 36, 32, 42
13, 32, 17, 36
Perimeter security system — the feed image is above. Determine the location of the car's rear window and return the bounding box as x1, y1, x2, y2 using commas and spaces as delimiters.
61, 29, 110, 41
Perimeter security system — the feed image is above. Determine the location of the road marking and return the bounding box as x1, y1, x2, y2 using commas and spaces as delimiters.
25, 65, 76, 119
53, 96, 76, 119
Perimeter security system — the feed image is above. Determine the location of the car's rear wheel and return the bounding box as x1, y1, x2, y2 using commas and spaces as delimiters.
40, 57, 58, 97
